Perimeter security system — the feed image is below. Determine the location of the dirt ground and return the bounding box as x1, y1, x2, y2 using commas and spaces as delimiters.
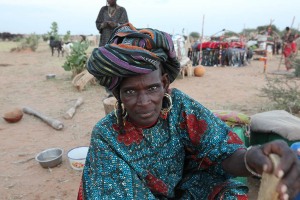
0, 41, 298, 200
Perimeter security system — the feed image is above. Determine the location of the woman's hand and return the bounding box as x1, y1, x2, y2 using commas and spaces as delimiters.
107, 21, 117, 28
247, 140, 300, 199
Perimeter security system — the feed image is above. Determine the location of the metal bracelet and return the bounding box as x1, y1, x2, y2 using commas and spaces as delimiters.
244, 145, 262, 178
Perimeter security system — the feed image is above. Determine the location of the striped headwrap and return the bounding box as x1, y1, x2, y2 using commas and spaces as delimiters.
87, 23, 180, 90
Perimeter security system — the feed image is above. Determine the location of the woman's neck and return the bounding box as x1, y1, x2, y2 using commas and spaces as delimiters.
108, 5, 117, 17
130, 119, 158, 129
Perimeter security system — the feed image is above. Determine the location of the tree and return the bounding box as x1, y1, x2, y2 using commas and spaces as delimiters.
223, 31, 239, 37
63, 31, 71, 42
240, 28, 257, 39
189, 32, 200, 40
257, 24, 280, 35
49, 22, 59, 40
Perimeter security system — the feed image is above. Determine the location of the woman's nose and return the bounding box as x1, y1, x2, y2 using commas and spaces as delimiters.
136, 92, 150, 105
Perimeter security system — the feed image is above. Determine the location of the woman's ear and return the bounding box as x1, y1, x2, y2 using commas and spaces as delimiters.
161, 73, 170, 90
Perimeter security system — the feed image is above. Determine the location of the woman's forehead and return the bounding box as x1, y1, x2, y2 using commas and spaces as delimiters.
120, 70, 162, 88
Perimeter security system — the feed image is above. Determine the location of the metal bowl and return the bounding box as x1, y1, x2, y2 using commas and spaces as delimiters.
35, 148, 63, 168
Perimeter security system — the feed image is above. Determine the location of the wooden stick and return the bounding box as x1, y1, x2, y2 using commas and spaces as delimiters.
257, 154, 281, 200
23, 106, 64, 130
199, 15, 205, 65
63, 97, 84, 119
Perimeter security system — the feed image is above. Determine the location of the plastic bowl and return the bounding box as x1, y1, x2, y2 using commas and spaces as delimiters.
35, 148, 63, 168
290, 142, 300, 160
67, 146, 89, 170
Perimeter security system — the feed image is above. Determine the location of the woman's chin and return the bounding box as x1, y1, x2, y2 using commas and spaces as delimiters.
131, 113, 159, 128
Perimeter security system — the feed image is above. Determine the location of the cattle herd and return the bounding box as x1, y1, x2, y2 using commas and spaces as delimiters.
0, 32, 23, 41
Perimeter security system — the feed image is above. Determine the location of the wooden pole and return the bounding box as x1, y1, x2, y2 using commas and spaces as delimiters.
199, 15, 205, 65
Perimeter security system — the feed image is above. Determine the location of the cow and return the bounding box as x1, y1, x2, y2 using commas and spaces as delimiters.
49, 36, 63, 57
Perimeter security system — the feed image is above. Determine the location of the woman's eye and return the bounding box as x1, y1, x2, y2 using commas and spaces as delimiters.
125, 90, 135, 95
148, 86, 158, 91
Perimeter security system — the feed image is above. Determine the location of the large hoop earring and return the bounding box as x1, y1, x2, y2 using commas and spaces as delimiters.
161, 93, 172, 115
114, 101, 127, 118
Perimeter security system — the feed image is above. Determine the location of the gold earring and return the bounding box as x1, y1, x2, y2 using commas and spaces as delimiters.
161, 93, 172, 115
114, 101, 127, 118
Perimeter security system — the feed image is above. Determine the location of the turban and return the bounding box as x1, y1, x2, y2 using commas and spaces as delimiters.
87, 23, 180, 90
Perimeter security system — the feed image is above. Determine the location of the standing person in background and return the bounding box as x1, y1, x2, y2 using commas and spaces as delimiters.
95, 0, 129, 97
283, 34, 297, 71
282, 27, 292, 43
96, 0, 129, 47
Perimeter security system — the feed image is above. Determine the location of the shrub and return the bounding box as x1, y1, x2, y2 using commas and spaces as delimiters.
13, 33, 40, 51
23, 34, 40, 51
294, 58, 300, 77
62, 41, 89, 77
261, 75, 300, 114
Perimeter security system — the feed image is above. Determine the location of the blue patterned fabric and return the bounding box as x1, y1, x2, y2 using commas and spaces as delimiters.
79, 88, 249, 199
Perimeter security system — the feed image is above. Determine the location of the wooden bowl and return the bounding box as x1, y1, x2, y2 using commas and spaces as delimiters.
3, 108, 23, 123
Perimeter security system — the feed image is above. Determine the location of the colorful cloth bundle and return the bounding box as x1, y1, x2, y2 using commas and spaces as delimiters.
87, 23, 180, 90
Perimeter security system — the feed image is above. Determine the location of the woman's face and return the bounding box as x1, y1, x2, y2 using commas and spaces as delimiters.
107, 0, 116, 6
119, 69, 169, 127
288, 35, 294, 43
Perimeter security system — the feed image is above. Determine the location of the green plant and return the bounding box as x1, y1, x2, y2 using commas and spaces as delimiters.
294, 59, 300, 77
44, 22, 60, 41
42, 34, 49, 42
62, 41, 89, 77
16, 33, 40, 51
261, 75, 300, 114
63, 31, 71, 42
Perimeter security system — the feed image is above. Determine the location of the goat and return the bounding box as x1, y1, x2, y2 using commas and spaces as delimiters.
49, 36, 63, 57
62, 42, 73, 57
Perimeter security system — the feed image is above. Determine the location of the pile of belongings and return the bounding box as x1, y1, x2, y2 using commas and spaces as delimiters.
250, 110, 300, 146
197, 41, 248, 67
213, 110, 251, 147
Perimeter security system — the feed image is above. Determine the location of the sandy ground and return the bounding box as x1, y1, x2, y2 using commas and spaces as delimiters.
0, 41, 297, 199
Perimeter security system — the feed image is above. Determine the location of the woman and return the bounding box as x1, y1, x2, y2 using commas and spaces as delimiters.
78, 23, 300, 199
96, 0, 129, 47
283, 34, 297, 71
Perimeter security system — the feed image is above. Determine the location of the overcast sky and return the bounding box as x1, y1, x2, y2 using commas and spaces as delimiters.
1, 0, 299, 36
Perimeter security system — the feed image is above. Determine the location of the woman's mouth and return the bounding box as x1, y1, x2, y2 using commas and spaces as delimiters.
138, 111, 154, 118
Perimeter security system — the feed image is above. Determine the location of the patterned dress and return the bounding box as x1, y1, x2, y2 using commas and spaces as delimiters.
78, 88, 248, 199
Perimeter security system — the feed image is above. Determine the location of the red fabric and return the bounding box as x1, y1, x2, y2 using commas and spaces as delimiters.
145, 172, 168, 195
77, 180, 84, 200
227, 131, 244, 145
208, 182, 248, 200
179, 111, 208, 145
283, 42, 297, 57
113, 121, 144, 146
198, 42, 229, 50
198, 41, 245, 50
229, 41, 245, 48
